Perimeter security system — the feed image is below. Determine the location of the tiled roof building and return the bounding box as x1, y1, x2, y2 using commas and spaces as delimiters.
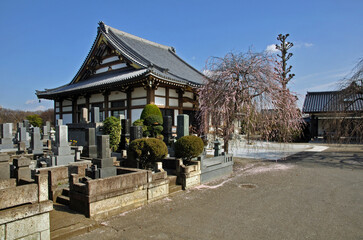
36, 22, 204, 125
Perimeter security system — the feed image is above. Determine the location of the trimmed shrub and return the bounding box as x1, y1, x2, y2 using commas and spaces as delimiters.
140, 104, 163, 122
133, 119, 147, 132
144, 115, 163, 126
175, 135, 204, 162
103, 116, 122, 152
129, 138, 168, 169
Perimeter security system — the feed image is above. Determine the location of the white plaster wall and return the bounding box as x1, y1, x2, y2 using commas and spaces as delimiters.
169, 89, 178, 98
55, 108, 60, 113
90, 93, 104, 103
112, 63, 127, 70
183, 91, 193, 98
155, 97, 165, 106
183, 102, 193, 108
109, 91, 127, 101
155, 87, 166, 96
131, 98, 147, 106
62, 100, 72, 106
101, 56, 119, 64
55, 114, 60, 121
62, 106, 72, 112
55, 102, 59, 107
131, 109, 143, 122
95, 67, 108, 74
169, 98, 178, 107
132, 87, 147, 98
77, 97, 86, 104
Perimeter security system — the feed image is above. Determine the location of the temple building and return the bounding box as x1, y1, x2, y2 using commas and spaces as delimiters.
36, 22, 204, 126
302, 85, 363, 138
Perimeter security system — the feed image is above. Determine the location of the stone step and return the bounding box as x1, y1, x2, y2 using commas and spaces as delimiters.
62, 187, 70, 197
56, 195, 70, 206
169, 184, 183, 194
167, 175, 178, 186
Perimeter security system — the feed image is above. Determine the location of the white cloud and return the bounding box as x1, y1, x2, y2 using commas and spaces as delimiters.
265, 44, 278, 53
304, 43, 313, 48
294, 42, 314, 49
25, 99, 38, 105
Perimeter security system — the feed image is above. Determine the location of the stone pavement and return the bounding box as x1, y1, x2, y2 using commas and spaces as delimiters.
57, 144, 363, 240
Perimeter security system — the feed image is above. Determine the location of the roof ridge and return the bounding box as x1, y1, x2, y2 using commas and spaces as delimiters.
101, 22, 173, 51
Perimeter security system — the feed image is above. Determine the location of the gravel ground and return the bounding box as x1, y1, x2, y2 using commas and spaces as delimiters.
70, 145, 363, 240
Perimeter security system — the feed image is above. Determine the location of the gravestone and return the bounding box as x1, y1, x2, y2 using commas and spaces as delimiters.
81, 108, 89, 123
120, 119, 130, 150
52, 124, 74, 166
84, 128, 97, 158
90, 107, 100, 123
0, 123, 14, 150
177, 114, 189, 139
130, 126, 143, 141
18, 126, 29, 148
0, 153, 10, 179
30, 127, 43, 155
23, 120, 30, 132
57, 119, 63, 126
162, 116, 173, 145
87, 135, 116, 179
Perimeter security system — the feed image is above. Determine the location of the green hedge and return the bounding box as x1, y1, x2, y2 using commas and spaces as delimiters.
129, 138, 168, 169
175, 135, 204, 161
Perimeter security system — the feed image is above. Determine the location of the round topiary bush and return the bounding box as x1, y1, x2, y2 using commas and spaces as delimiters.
140, 104, 163, 123
103, 116, 122, 152
175, 135, 204, 162
129, 138, 168, 169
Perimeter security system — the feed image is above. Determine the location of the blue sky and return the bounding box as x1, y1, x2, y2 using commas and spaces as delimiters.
0, 0, 362, 111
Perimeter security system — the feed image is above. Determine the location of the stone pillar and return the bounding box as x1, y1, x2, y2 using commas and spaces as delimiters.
13, 156, 32, 182
177, 114, 189, 139
52, 124, 73, 166
19, 126, 29, 148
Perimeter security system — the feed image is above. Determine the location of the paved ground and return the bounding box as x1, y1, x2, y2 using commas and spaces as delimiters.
69, 145, 363, 240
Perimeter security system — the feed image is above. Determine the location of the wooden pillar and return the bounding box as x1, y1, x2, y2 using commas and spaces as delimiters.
72, 97, 77, 123
103, 91, 110, 118
127, 89, 132, 120
59, 98, 63, 120
178, 89, 183, 114
85, 94, 90, 111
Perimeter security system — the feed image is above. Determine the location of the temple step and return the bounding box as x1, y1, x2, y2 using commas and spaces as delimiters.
56, 195, 70, 206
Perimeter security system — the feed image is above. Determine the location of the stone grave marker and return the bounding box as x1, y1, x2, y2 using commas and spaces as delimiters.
52, 124, 74, 166
30, 127, 43, 155
162, 116, 173, 145
130, 126, 143, 141
0, 123, 14, 150
87, 135, 116, 179
85, 128, 97, 158
90, 107, 100, 123
81, 108, 89, 123
13, 156, 32, 182
120, 119, 130, 150
177, 114, 189, 139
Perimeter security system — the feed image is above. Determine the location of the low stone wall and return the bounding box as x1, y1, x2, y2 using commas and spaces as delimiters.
200, 154, 233, 183
37, 161, 91, 201
69, 167, 168, 219
0, 174, 53, 240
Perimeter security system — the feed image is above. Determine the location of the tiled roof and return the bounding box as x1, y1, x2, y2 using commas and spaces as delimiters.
101, 23, 205, 85
302, 91, 363, 113
36, 22, 204, 98
36, 68, 148, 98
